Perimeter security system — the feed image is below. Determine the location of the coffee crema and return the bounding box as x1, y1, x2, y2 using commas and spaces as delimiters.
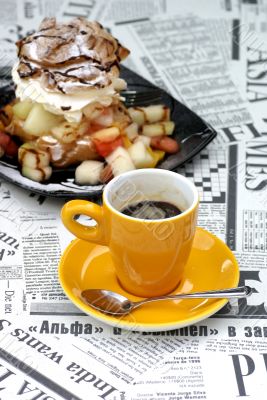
121, 200, 182, 220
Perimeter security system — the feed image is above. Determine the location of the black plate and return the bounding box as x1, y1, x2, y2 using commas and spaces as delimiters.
0, 66, 217, 198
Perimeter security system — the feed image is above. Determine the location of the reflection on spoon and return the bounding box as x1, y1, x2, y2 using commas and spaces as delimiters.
81, 286, 253, 316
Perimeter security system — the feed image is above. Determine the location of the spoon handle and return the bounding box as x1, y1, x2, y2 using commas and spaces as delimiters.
134, 286, 252, 308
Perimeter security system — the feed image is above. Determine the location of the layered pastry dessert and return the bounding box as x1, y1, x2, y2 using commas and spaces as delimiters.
0, 17, 179, 184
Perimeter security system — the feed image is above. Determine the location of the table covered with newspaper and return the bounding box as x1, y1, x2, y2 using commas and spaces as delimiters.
0, 1, 267, 399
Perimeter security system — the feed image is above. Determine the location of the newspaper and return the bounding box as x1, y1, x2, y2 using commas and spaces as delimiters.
1, 0, 267, 399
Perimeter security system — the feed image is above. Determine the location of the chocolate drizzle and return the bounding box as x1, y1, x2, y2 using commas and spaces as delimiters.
16, 17, 130, 94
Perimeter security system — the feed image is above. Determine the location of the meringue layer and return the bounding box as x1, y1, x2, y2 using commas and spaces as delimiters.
13, 17, 129, 122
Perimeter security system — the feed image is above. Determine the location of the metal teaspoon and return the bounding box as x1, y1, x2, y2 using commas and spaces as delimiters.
81, 286, 253, 316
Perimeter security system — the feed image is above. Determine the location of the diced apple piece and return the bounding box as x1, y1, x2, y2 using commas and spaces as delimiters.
91, 126, 120, 141
92, 127, 123, 157
5, 117, 35, 142
13, 101, 33, 120
128, 105, 170, 126
22, 165, 52, 182
127, 108, 145, 126
106, 146, 135, 176
113, 78, 127, 91
77, 120, 90, 136
143, 105, 170, 123
128, 141, 154, 168
134, 135, 151, 147
23, 104, 62, 137
75, 160, 104, 185
18, 143, 50, 168
141, 121, 175, 137
124, 122, 138, 141
51, 121, 79, 143
92, 107, 113, 127
83, 103, 104, 120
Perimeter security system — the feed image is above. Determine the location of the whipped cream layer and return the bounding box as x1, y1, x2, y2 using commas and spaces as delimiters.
12, 63, 126, 122
13, 17, 129, 122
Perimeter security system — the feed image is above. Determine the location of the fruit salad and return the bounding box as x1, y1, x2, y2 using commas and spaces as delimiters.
0, 17, 179, 185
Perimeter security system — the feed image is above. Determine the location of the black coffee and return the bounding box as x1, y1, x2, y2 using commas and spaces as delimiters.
121, 200, 182, 220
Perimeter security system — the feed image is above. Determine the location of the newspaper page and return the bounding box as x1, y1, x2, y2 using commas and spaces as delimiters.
0, 1, 267, 399
1, 316, 267, 399
230, 0, 267, 126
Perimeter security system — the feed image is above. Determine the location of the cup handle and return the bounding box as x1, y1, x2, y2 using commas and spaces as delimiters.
61, 200, 106, 245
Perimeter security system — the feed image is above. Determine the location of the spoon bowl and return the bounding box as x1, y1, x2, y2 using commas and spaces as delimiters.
81, 286, 253, 316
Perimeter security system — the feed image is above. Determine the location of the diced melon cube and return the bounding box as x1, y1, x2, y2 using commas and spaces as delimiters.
75, 160, 104, 185
18, 143, 50, 168
92, 126, 120, 141
141, 121, 175, 137
128, 105, 170, 126
22, 165, 52, 182
124, 122, 138, 141
106, 146, 135, 176
128, 141, 154, 168
23, 104, 62, 136
13, 101, 33, 120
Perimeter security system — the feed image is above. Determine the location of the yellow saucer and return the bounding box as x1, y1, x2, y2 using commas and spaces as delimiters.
58, 227, 239, 332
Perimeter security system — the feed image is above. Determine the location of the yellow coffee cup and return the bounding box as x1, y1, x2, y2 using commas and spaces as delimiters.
61, 169, 199, 297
